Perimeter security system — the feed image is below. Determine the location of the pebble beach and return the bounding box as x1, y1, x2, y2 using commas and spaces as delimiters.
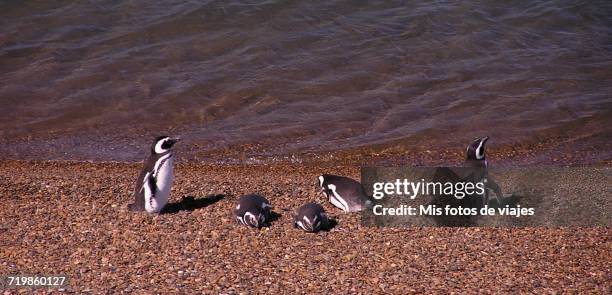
1, 160, 609, 293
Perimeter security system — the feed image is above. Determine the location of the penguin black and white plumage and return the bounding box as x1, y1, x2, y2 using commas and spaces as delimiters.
318, 174, 372, 213
465, 136, 503, 206
128, 136, 180, 213
234, 194, 272, 228
294, 203, 329, 233
466, 136, 489, 168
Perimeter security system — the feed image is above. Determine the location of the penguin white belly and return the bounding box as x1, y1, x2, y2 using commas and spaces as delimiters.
327, 184, 350, 212
145, 155, 174, 213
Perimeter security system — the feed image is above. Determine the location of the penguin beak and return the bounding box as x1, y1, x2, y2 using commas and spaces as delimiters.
480, 136, 489, 145
169, 137, 181, 146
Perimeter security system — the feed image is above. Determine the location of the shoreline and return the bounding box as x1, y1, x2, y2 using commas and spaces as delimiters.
1, 160, 609, 293
1, 124, 611, 165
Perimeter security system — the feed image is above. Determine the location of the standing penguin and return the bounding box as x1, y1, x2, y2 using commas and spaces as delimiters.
128, 136, 180, 213
318, 174, 372, 213
234, 194, 272, 228
294, 203, 329, 233
465, 136, 503, 205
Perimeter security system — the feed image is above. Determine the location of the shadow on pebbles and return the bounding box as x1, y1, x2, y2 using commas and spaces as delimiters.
0, 160, 609, 293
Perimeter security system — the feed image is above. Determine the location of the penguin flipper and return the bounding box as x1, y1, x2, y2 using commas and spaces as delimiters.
147, 173, 158, 198
142, 172, 157, 205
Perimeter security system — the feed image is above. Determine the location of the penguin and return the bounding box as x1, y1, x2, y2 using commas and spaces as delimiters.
293, 203, 329, 233
466, 136, 489, 168
128, 135, 180, 213
427, 136, 498, 225
317, 174, 372, 213
465, 136, 503, 206
234, 194, 272, 228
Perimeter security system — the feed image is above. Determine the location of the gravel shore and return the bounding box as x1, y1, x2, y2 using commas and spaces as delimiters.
0, 160, 609, 293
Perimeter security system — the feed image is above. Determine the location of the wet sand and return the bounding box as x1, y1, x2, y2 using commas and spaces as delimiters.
0, 160, 609, 293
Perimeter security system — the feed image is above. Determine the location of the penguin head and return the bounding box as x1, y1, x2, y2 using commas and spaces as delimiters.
466, 136, 489, 161
317, 174, 331, 197
151, 135, 180, 155
294, 203, 328, 233
234, 194, 271, 228
244, 212, 264, 228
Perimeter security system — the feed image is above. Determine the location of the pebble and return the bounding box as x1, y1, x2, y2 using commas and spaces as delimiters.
0, 160, 607, 293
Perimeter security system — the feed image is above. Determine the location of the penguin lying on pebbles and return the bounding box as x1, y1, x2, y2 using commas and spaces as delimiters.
128, 136, 180, 213
234, 194, 272, 228
294, 203, 329, 233
318, 174, 372, 213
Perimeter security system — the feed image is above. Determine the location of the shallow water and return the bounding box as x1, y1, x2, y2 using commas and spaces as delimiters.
1, 1, 611, 161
